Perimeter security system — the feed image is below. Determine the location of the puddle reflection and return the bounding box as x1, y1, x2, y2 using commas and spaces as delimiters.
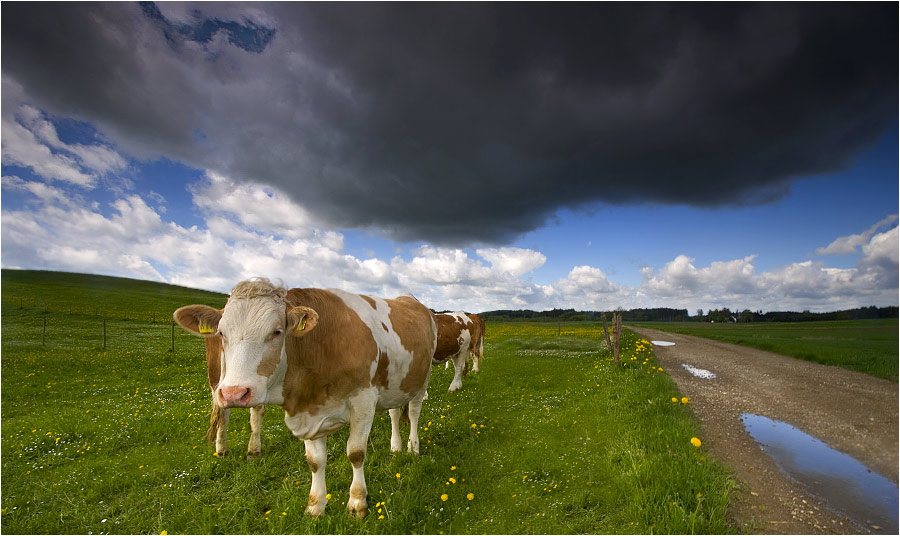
741, 413, 898, 534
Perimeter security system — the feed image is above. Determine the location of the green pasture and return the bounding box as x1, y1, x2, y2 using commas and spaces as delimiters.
2, 270, 734, 534
629, 319, 899, 381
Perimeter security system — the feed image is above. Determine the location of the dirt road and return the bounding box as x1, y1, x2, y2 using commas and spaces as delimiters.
630, 327, 898, 534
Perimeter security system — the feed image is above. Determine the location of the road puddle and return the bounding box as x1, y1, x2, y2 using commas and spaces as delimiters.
650, 340, 675, 346
741, 413, 898, 534
681, 363, 717, 379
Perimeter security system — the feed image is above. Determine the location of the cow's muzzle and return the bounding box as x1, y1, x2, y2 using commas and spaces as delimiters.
219, 386, 253, 408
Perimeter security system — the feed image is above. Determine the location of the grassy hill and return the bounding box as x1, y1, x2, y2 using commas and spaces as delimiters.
2, 269, 226, 321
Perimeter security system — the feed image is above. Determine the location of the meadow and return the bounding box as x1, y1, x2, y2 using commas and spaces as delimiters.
629, 319, 898, 381
2, 270, 734, 534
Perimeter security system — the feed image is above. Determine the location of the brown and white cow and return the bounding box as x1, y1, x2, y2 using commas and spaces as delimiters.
433, 311, 485, 391
201, 332, 266, 458
174, 278, 436, 518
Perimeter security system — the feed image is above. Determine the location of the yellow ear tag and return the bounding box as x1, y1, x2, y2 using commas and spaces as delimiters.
297, 318, 307, 333
198, 322, 214, 334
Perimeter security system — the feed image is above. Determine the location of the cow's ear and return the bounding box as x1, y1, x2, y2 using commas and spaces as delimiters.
287, 306, 318, 337
174, 305, 222, 337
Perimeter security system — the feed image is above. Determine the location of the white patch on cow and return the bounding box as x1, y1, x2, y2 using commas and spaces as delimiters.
447, 311, 472, 325
285, 402, 351, 440
330, 289, 418, 409
682, 363, 717, 379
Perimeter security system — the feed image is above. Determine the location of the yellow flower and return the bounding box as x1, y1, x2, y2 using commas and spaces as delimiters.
160, 532, 167, 535
466, 493, 474, 500
671, 397, 678, 403
471, 423, 477, 428
681, 397, 689, 404
449, 477, 456, 484
326, 493, 331, 500
690, 437, 702, 448
450, 466, 456, 470
396, 473, 401, 478
379, 515, 385, 520
264, 510, 271, 515
441, 494, 448, 501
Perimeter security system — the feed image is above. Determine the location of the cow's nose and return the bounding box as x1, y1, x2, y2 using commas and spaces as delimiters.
219, 386, 252, 407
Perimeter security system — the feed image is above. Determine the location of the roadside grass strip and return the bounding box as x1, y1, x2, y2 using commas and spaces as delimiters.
2, 273, 735, 534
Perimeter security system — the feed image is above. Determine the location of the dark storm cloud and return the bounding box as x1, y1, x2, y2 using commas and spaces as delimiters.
3, 2, 896, 245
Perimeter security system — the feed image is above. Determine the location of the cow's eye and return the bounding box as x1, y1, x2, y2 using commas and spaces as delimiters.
273, 329, 283, 338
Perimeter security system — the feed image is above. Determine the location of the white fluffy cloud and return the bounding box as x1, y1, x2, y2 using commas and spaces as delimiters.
816, 214, 898, 256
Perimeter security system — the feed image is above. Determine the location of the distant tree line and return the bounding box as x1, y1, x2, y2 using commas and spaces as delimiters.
479, 306, 898, 323
699, 305, 898, 323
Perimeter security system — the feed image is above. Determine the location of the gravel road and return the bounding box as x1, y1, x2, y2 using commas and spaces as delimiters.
630, 327, 898, 534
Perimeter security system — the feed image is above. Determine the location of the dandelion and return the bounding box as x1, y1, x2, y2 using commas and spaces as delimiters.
671, 397, 678, 403
441, 494, 448, 501
160, 532, 167, 535
449, 477, 456, 484
264, 510, 271, 515
690, 437, 702, 448
326, 493, 331, 500
466, 493, 474, 500
681, 397, 690, 404
396, 473, 401, 478
379, 515, 384, 519
450, 466, 456, 471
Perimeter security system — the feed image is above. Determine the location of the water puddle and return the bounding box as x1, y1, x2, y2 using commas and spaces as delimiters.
681, 363, 717, 379
741, 413, 898, 534
650, 340, 675, 346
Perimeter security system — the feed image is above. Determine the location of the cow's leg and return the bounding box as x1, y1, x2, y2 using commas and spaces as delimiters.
246, 405, 265, 458
215, 407, 230, 457
406, 394, 425, 455
388, 408, 403, 452
470, 337, 484, 373
444, 360, 450, 370
346, 401, 375, 518
304, 437, 328, 516
448, 350, 467, 392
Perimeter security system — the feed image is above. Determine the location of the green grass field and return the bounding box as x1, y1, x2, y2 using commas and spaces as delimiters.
1, 270, 735, 534
629, 320, 898, 381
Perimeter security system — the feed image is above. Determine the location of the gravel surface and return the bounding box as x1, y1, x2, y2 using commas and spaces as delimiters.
631, 327, 898, 534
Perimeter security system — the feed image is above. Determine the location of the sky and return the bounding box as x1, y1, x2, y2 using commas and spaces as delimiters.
1, 2, 898, 314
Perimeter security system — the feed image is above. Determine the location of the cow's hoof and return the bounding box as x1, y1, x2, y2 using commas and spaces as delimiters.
246, 450, 261, 459
348, 503, 368, 519
306, 495, 326, 517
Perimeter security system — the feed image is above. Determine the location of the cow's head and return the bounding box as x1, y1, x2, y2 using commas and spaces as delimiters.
174, 278, 318, 408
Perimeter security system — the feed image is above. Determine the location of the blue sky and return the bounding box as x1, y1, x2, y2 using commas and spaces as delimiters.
2, 2, 897, 314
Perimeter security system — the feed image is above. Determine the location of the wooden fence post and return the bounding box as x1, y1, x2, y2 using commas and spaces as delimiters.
601, 312, 612, 354
613, 313, 621, 365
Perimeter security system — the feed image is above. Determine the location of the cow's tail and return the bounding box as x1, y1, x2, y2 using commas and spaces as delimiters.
207, 402, 225, 443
